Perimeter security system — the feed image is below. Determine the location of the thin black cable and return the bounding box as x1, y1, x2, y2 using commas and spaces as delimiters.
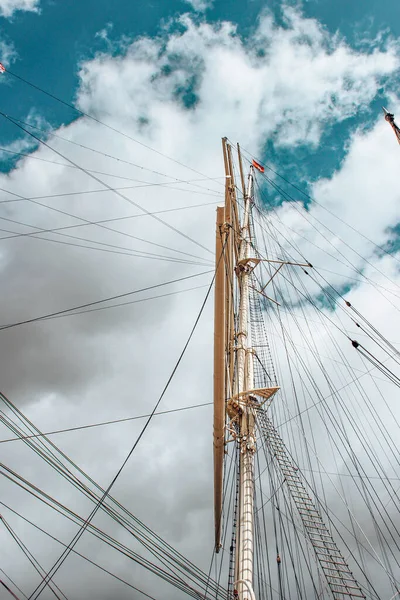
0, 578, 23, 600
252, 172, 400, 330
252, 186, 396, 584
26, 256, 219, 600
0, 184, 211, 264
1, 466, 221, 600
0, 112, 213, 255
0, 394, 225, 599
40, 284, 208, 322
263, 169, 400, 304
0, 568, 27, 600
0, 502, 160, 600
0, 401, 212, 444
264, 290, 400, 579
8, 115, 223, 197
236, 141, 400, 268
5, 69, 226, 188
0, 515, 67, 600
0, 145, 224, 197
0, 194, 219, 234
0, 270, 212, 331
265, 259, 400, 560
0, 219, 211, 267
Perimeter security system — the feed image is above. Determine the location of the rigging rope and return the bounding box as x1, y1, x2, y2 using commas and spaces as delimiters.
0, 400, 212, 444
24, 268, 218, 599
0, 270, 212, 330
5, 68, 227, 188
0, 502, 160, 600
0, 112, 213, 256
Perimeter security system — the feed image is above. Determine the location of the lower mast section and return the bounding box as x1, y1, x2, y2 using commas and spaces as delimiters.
227, 164, 279, 600
236, 401, 257, 600
229, 166, 257, 600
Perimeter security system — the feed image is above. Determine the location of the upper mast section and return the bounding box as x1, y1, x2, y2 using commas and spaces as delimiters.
213, 138, 240, 552
383, 107, 400, 145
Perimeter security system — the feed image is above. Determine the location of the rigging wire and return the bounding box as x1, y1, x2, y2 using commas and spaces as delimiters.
261, 169, 400, 301
235, 141, 400, 269
5, 68, 226, 188
0, 112, 213, 256
0, 515, 67, 600
1, 457, 224, 600
1, 470, 210, 600
39, 284, 210, 322
0, 400, 212, 444
0, 145, 224, 197
0, 569, 28, 600
24, 255, 220, 600
251, 180, 400, 402
0, 502, 160, 600
6, 115, 224, 197
0, 270, 212, 331
249, 168, 400, 326
269, 296, 400, 582
0, 390, 226, 600
247, 173, 400, 596
0, 578, 23, 600
0, 194, 218, 265
260, 206, 400, 510
0, 194, 219, 228
0, 185, 212, 265
0, 220, 212, 267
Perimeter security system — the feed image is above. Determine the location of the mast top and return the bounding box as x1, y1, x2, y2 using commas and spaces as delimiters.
383, 106, 400, 144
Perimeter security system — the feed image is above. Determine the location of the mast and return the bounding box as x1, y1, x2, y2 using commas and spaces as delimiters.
234, 166, 256, 600
213, 204, 225, 551
227, 155, 278, 598
214, 140, 367, 600
383, 107, 400, 144
214, 145, 259, 597
214, 143, 278, 599
214, 139, 239, 552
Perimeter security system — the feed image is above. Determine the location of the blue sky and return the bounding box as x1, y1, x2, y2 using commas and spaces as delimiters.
0, 0, 399, 185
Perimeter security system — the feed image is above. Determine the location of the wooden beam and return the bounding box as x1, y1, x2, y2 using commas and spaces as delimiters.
226, 142, 239, 395
237, 143, 246, 200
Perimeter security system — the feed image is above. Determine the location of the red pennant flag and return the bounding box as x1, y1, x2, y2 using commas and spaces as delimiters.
0, 63, 6, 73
252, 159, 264, 173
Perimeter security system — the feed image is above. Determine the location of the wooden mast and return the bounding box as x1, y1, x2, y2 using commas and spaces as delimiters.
214, 138, 238, 551
213, 203, 225, 552
215, 140, 371, 600
215, 139, 279, 598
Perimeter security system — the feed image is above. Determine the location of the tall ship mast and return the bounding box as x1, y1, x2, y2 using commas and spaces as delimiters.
2, 123, 400, 600
212, 138, 400, 600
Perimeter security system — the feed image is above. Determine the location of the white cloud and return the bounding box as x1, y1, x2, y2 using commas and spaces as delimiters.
0, 39, 16, 66
0, 0, 39, 18
1, 8, 400, 598
183, 0, 213, 13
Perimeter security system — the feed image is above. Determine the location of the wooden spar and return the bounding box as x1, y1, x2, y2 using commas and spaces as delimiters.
237, 143, 246, 200
226, 142, 239, 395
227, 144, 240, 261
213, 204, 226, 552
214, 139, 240, 552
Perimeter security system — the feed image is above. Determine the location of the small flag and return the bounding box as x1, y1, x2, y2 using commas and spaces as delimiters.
252, 159, 264, 173
0, 63, 6, 73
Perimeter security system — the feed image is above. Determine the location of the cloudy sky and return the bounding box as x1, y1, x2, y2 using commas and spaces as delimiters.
1, 0, 400, 598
